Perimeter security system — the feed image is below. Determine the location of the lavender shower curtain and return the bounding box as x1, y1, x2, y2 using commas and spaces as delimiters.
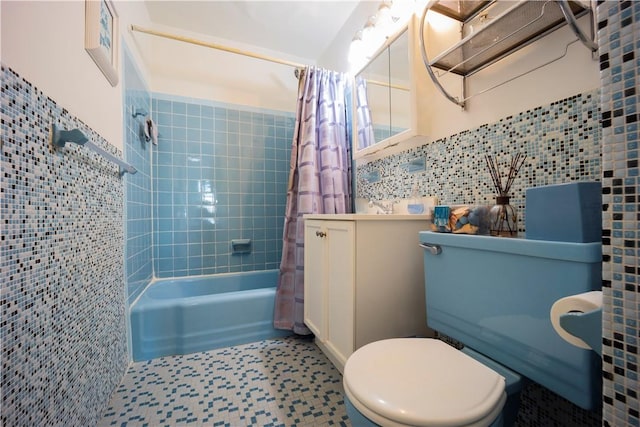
355, 76, 376, 150
273, 66, 352, 334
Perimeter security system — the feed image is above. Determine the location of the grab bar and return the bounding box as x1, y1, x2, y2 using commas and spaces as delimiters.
419, 242, 442, 255
51, 124, 137, 176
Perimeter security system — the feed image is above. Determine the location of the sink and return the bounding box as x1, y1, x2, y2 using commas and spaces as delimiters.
355, 197, 439, 216
305, 213, 432, 221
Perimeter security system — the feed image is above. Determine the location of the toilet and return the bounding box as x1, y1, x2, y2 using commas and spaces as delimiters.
343, 231, 602, 427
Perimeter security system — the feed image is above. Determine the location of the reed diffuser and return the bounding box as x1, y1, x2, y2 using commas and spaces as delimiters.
485, 153, 526, 236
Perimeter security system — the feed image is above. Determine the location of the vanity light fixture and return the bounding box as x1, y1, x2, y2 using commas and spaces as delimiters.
361, 15, 386, 58
348, 0, 419, 72
374, 1, 395, 34
348, 29, 365, 67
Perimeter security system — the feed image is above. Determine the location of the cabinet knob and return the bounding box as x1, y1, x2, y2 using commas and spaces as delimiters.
316, 231, 327, 238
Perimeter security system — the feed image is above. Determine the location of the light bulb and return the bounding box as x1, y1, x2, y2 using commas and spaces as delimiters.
361, 17, 385, 58
360, 16, 377, 43
376, 1, 395, 36
345, 0, 418, 69
348, 30, 365, 67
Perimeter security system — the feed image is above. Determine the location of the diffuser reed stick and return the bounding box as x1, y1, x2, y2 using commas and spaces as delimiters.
484, 153, 526, 196
485, 153, 526, 236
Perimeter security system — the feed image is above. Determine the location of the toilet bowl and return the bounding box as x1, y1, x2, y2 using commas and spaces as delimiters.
342, 231, 602, 426
343, 339, 520, 427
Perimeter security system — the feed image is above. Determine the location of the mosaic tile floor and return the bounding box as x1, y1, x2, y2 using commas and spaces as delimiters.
99, 336, 350, 426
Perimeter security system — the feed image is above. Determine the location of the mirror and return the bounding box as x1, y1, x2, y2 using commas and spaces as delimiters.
354, 27, 411, 154
355, 45, 389, 150
389, 29, 410, 137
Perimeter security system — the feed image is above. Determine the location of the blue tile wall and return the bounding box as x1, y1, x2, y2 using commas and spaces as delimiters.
0, 65, 128, 426
596, 2, 640, 427
152, 93, 293, 278
123, 46, 153, 305
358, 90, 602, 233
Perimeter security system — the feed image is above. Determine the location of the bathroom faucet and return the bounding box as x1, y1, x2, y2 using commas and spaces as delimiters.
368, 200, 394, 214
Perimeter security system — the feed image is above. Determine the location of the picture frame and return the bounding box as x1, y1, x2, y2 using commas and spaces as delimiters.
85, 0, 119, 86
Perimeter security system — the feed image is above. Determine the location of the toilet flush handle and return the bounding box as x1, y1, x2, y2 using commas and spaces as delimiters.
419, 242, 441, 255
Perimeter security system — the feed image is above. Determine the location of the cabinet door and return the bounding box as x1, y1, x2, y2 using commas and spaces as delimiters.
389, 28, 411, 137
325, 221, 355, 368
304, 220, 326, 340
356, 46, 390, 150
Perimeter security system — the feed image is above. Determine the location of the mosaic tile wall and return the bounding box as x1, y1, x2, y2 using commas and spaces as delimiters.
152, 93, 293, 278
357, 90, 602, 233
0, 65, 128, 426
123, 46, 153, 305
596, 2, 640, 427
356, 92, 604, 424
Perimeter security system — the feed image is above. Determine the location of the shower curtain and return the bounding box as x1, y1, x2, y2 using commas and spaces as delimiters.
355, 76, 376, 150
274, 66, 352, 335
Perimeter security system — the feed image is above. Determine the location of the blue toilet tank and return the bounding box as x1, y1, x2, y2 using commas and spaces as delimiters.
419, 231, 602, 411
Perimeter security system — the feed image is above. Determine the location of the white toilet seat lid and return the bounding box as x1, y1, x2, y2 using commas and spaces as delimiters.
343, 338, 506, 427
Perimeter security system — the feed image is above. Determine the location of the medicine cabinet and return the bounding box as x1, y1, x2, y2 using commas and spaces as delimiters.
353, 17, 432, 160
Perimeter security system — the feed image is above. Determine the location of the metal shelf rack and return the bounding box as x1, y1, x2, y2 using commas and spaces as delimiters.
419, 0, 598, 109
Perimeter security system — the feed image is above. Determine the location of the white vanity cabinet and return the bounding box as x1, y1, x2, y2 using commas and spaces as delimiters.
304, 214, 434, 372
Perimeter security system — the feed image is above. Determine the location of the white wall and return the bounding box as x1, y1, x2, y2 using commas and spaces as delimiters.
134, 24, 310, 112
117, 1, 154, 91
1, 1, 153, 151
422, 12, 600, 141
122, 1, 376, 112
318, 0, 382, 72
2, 1, 120, 149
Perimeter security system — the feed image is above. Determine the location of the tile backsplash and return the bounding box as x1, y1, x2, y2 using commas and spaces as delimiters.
1, 65, 128, 426
357, 90, 602, 233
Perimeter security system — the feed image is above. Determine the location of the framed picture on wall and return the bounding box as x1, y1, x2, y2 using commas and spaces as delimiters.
85, 0, 119, 86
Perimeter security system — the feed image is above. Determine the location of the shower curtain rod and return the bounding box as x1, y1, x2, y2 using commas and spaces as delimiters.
366, 78, 409, 91
130, 25, 307, 72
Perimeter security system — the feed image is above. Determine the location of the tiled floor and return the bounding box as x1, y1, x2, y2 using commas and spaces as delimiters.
99, 336, 350, 427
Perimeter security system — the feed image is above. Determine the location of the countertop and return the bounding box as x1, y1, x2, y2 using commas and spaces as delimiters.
304, 214, 432, 221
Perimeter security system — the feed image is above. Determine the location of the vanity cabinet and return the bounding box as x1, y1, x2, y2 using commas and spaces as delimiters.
304, 215, 434, 372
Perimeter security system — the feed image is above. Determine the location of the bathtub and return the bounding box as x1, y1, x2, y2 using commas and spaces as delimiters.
130, 270, 291, 361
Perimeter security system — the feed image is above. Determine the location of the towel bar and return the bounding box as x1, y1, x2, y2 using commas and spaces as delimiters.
51, 124, 137, 176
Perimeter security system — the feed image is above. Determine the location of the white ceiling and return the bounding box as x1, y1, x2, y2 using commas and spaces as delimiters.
143, 0, 377, 63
